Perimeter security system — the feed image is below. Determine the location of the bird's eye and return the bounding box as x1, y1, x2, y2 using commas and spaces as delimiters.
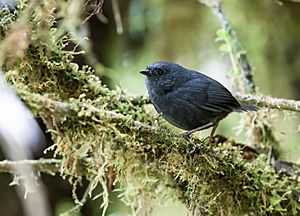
156, 68, 164, 75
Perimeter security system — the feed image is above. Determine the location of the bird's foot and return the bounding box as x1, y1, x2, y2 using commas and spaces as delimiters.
181, 122, 214, 138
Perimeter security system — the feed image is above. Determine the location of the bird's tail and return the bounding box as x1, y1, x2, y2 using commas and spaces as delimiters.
239, 104, 259, 111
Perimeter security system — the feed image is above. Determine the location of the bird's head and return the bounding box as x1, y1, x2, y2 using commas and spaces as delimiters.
140, 61, 180, 79
140, 61, 191, 95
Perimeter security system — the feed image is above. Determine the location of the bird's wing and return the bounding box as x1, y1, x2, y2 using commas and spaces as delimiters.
176, 78, 241, 113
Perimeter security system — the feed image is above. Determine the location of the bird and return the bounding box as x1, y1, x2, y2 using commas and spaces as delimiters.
140, 61, 257, 138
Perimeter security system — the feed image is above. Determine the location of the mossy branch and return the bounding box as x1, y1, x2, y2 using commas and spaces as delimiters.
16, 89, 164, 136
0, 159, 62, 175
4, 89, 300, 215
236, 94, 300, 112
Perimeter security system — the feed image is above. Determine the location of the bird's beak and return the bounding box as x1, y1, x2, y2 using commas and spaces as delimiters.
139, 69, 150, 76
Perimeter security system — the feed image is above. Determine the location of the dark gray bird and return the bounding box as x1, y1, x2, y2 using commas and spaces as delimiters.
140, 61, 257, 137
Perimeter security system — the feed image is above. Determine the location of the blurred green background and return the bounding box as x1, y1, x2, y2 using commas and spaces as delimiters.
1, 0, 300, 215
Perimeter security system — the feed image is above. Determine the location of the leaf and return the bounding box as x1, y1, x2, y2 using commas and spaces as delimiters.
219, 43, 231, 53
215, 29, 228, 42
216, 29, 228, 37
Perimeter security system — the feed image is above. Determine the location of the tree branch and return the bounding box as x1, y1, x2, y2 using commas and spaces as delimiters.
61, 182, 93, 216
127, 93, 300, 113
16, 89, 163, 135
0, 159, 61, 175
236, 94, 300, 112
1, 90, 298, 181
282, 0, 300, 3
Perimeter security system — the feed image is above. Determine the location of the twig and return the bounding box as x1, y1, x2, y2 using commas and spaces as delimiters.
0, 159, 61, 175
82, 0, 105, 23
281, 0, 300, 3
127, 93, 300, 113
235, 94, 300, 112
199, 0, 256, 94
111, 0, 123, 34
61, 182, 93, 216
